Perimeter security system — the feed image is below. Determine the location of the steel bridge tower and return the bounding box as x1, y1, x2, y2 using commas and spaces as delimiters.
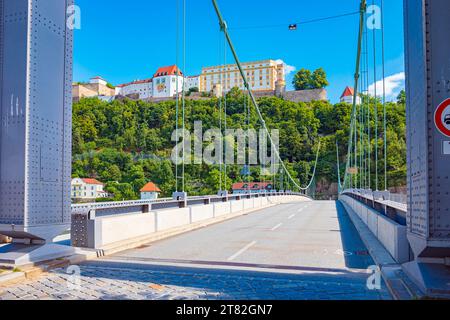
403, 0, 450, 291
0, 0, 73, 242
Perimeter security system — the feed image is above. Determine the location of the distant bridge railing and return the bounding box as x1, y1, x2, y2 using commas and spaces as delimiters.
71, 191, 308, 217
70, 192, 311, 249
341, 189, 407, 225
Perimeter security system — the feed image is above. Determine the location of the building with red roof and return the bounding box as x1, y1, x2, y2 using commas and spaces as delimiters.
140, 182, 162, 200
71, 178, 109, 201
115, 65, 198, 100
340, 86, 361, 105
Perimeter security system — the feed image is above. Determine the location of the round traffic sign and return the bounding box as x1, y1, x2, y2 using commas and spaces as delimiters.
434, 98, 450, 137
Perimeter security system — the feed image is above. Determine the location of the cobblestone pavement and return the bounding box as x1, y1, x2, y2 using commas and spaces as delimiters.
0, 263, 391, 300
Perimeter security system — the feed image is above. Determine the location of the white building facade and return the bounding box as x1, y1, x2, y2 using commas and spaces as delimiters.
152, 66, 185, 98
71, 178, 108, 200
116, 79, 153, 99
185, 76, 200, 91
200, 60, 285, 94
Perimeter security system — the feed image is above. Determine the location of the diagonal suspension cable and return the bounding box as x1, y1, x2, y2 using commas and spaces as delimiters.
212, 0, 321, 193
343, 0, 367, 191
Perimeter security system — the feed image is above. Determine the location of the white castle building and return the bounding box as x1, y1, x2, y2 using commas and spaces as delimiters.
115, 65, 199, 100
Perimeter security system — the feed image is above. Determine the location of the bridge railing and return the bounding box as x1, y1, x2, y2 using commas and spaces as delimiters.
71, 191, 308, 217
341, 189, 407, 225
71, 192, 310, 249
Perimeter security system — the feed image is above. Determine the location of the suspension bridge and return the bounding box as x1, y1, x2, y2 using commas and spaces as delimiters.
0, 0, 449, 300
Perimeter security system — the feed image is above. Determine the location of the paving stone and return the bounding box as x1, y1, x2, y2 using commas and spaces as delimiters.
1, 263, 392, 300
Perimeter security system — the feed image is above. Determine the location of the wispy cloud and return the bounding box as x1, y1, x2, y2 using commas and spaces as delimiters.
368, 72, 405, 101
275, 59, 296, 75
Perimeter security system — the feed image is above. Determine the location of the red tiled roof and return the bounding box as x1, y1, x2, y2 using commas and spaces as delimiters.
81, 178, 104, 185
232, 182, 272, 190
153, 65, 183, 78
140, 182, 161, 193
117, 78, 152, 88
341, 86, 354, 98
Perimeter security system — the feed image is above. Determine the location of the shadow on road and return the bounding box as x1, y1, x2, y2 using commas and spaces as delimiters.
334, 201, 375, 269
61, 258, 387, 300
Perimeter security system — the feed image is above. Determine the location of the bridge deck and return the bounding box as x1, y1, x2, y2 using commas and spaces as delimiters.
109, 201, 374, 270
0, 201, 392, 300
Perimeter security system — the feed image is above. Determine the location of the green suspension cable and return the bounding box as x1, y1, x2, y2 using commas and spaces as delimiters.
381, 0, 388, 191
175, 0, 180, 192
372, 0, 378, 191
223, 32, 228, 191
182, 0, 186, 192
343, 0, 367, 191
365, 18, 371, 190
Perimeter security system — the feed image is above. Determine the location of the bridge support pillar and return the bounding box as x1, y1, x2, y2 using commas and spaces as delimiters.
0, 0, 74, 243
403, 0, 450, 297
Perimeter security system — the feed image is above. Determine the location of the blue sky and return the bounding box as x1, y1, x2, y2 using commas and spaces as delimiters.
73, 0, 405, 103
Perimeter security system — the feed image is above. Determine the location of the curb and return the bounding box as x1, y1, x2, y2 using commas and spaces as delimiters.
0, 271, 26, 287
339, 199, 424, 300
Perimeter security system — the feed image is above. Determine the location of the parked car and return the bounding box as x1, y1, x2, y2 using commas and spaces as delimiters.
445, 114, 450, 125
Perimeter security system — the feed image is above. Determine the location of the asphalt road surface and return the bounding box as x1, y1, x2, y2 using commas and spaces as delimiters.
1, 201, 392, 300
109, 200, 375, 271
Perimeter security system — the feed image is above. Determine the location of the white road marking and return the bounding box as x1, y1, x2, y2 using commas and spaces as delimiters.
227, 241, 257, 261
288, 214, 296, 220
271, 223, 283, 231
298, 208, 303, 212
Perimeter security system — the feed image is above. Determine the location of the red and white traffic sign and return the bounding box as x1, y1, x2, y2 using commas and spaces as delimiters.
434, 98, 450, 137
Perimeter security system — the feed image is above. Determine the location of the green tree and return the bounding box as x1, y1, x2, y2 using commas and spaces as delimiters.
292, 69, 312, 90
310, 68, 329, 89
292, 68, 328, 90
397, 89, 406, 105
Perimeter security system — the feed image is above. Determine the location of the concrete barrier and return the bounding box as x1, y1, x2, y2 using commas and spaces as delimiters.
190, 204, 214, 223
377, 215, 408, 263
243, 198, 254, 210
340, 195, 409, 263
261, 197, 268, 206
367, 208, 379, 235
93, 212, 156, 248
74, 194, 311, 250
231, 200, 244, 213
213, 202, 231, 217
156, 208, 190, 231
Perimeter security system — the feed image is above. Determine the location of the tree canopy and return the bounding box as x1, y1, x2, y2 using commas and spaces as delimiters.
72, 90, 406, 201
292, 68, 329, 91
